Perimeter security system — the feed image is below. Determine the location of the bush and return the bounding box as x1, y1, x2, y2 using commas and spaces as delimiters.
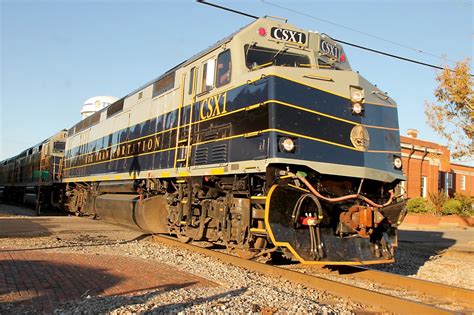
442, 199, 462, 215
428, 190, 448, 216
454, 193, 474, 217
407, 197, 428, 213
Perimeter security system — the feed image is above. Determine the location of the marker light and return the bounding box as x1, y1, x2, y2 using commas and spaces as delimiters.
258, 27, 267, 37
340, 53, 346, 62
351, 89, 364, 103
393, 156, 402, 169
280, 137, 295, 152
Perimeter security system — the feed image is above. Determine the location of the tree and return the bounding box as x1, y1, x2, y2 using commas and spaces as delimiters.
425, 59, 473, 160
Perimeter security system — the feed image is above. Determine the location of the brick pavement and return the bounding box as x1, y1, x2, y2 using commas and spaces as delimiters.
0, 249, 215, 313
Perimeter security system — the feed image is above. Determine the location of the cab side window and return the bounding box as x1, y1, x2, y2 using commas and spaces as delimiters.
216, 49, 231, 87
188, 66, 197, 95
201, 59, 215, 93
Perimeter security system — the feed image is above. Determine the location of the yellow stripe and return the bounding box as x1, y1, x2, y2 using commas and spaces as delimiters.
65, 77, 400, 167
210, 168, 225, 175
65, 74, 397, 161
65, 127, 401, 171
63, 146, 175, 171
273, 73, 397, 108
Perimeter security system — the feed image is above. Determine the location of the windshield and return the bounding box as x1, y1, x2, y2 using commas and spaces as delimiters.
53, 141, 66, 153
245, 45, 310, 69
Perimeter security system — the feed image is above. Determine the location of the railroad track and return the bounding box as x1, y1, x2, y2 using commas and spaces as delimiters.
152, 235, 474, 314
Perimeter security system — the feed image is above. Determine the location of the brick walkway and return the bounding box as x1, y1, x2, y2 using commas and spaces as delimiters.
0, 249, 214, 313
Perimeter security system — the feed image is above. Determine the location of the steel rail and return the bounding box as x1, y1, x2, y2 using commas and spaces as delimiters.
325, 265, 474, 308
152, 235, 456, 314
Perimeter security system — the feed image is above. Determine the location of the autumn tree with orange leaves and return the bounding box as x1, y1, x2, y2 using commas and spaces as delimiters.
425, 59, 473, 160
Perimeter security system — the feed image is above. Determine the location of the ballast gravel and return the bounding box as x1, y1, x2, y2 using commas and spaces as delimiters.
3, 237, 363, 314
0, 205, 363, 314
1, 204, 472, 314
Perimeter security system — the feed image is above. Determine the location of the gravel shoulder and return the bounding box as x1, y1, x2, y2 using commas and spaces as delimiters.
0, 203, 363, 314
1, 203, 472, 314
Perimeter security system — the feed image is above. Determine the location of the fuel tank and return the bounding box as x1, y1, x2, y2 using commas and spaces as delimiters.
94, 194, 168, 233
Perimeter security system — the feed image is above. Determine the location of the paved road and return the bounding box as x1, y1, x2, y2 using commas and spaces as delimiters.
0, 215, 214, 313
399, 224, 474, 251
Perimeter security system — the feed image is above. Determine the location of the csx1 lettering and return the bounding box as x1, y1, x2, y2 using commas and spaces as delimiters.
320, 40, 340, 59
270, 27, 306, 44
200, 92, 228, 120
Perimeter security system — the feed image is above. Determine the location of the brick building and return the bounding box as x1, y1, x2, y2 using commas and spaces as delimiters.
400, 129, 473, 198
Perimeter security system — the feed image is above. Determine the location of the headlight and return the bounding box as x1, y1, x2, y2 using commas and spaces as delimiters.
279, 137, 296, 152
352, 103, 363, 114
393, 156, 402, 169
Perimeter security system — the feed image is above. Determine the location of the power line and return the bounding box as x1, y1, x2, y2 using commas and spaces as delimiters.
261, 0, 456, 65
196, 0, 259, 19
196, 0, 473, 76
331, 37, 447, 71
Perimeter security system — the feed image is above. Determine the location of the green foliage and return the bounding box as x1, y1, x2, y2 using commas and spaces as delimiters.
442, 199, 462, 215
428, 190, 448, 216
454, 193, 474, 217
406, 197, 428, 213
424, 59, 473, 160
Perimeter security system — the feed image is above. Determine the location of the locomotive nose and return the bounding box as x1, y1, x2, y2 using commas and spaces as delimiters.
264, 184, 404, 264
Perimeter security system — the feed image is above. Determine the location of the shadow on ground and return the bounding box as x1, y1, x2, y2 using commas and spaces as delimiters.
0, 255, 206, 314
366, 230, 457, 275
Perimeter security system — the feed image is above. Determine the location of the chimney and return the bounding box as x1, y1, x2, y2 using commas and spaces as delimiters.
407, 129, 418, 138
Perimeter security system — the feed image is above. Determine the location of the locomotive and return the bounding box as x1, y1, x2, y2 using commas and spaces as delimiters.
0, 18, 406, 264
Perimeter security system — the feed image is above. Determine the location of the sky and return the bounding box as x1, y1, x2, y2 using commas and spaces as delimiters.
1, 0, 472, 162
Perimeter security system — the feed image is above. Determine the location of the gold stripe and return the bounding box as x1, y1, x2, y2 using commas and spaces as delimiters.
63, 146, 175, 171
210, 168, 225, 175
65, 84, 397, 162
64, 76, 400, 167
65, 74, 397, 161
64, 127, 401, 171
250, 196, 267, 200
273, 73, 397, 108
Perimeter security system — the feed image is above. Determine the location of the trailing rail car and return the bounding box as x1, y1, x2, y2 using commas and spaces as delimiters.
1, 18, 406, 264
0, 130, 67, 211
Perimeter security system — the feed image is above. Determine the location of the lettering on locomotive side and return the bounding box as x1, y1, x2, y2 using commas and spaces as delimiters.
270, 27, 306, 45
70, 135, 162, 168
199, 91, 228, 120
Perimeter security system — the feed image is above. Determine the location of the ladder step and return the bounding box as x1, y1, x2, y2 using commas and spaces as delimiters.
250, 228, 267, 235
176, 158, 187, 162
177, 139, 188, 143
250, 196, 266, 204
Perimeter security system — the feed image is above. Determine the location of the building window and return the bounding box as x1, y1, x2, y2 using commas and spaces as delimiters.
461, 175, 466, 191
447, 173, 453, 189
421, 176, 427, 198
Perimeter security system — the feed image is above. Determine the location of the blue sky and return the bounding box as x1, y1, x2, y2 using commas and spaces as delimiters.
1, 0, 472, 161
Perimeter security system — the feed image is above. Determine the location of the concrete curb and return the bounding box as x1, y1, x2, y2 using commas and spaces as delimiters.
402, 214, 474, 227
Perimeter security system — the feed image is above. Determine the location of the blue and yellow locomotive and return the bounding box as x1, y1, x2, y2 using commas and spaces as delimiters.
2, 18, 406, 264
